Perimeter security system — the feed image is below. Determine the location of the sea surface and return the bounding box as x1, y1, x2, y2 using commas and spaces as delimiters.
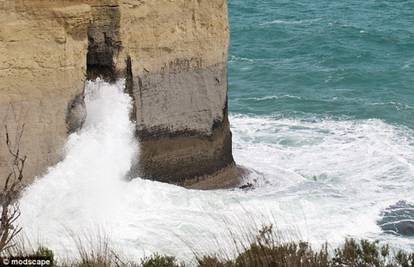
228, 0, 414, 125
18, 0, 414, 263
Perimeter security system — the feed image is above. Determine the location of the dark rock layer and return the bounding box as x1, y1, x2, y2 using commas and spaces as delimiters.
86, 4, 121, 81
126, 61, 238, 188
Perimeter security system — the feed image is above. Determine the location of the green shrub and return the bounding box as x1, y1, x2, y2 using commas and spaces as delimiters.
35, 246, 55, 266
198, 225, 414, 267
2, 225, 414, 267
141, 253, 182, 267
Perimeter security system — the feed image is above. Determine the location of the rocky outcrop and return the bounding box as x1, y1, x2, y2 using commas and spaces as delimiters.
378, 201, 414, 236
0, 0, 238, 189
117, 1, 239, 188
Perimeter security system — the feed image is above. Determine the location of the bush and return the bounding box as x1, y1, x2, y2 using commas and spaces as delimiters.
35, 246, 55, 266
197, 225, 414, 267
141, 253, 182, 267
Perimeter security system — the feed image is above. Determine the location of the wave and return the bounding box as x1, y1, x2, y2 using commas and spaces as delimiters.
260, 18, 321, 26
18, 81, 414, 262
243, 95, 303, 101
402, 58, 414, 69
18, 79, 139, 259
229, 55, 256, 63
368, 101, 414, 111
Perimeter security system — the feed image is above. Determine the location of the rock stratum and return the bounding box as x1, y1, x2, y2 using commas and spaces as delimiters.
0, 0, 239, 189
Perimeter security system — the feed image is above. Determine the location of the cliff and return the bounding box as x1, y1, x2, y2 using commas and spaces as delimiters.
0, 0, 239, 189
0, 1, 90, 185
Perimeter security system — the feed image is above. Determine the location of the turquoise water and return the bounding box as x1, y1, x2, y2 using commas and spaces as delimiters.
228, 0, 414, 128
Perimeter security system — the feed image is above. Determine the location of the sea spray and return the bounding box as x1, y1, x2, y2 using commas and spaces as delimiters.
17, 80, 414, 261
18, 79, 138, 257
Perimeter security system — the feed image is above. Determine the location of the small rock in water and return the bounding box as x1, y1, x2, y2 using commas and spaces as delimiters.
378, 200, 414, 236
239, 182, 254, 191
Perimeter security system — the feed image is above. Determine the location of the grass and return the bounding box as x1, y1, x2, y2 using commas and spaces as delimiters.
1, 225, 413, 267
195, 225, 414, 267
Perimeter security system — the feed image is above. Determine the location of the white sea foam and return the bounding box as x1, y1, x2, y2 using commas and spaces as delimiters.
369, 101, 414, 111
244, 95, 303, 101
19, 79, 138, 257
260, 18, 321, 26
229, 55, 255, 63
261, 20, 304, 26
18, 80, 414, 263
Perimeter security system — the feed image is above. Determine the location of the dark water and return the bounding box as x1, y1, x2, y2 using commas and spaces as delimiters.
228, 0, 414, 128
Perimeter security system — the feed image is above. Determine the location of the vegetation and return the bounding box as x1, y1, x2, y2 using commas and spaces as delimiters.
0, 125, 26, 252
194, 226, 414, 267
0, 225, 413, 267
141, 254, 183, 267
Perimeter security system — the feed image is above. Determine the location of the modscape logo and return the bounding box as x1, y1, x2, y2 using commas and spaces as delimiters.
0, 256, 52, 267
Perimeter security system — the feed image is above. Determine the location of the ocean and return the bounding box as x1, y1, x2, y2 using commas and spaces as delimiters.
18, 0, 414, 263
227, 0, 414, 254
228, 0, 414, 125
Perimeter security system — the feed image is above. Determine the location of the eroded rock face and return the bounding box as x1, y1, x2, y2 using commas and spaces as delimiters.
116, 0, 239, 187
0, 0, 237, 188
86, 2, 121, 81
0, 1, 90, 185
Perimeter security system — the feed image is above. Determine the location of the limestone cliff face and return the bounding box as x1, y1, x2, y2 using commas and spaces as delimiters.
0, 1, 90, 185
119, 0, 238, 188
0, 0, 237, 188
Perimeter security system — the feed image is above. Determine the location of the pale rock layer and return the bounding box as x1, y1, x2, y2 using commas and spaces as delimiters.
0, 1, 90, 185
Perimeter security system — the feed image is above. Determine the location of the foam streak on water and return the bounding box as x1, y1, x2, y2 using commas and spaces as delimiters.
19, 80, 414, 262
